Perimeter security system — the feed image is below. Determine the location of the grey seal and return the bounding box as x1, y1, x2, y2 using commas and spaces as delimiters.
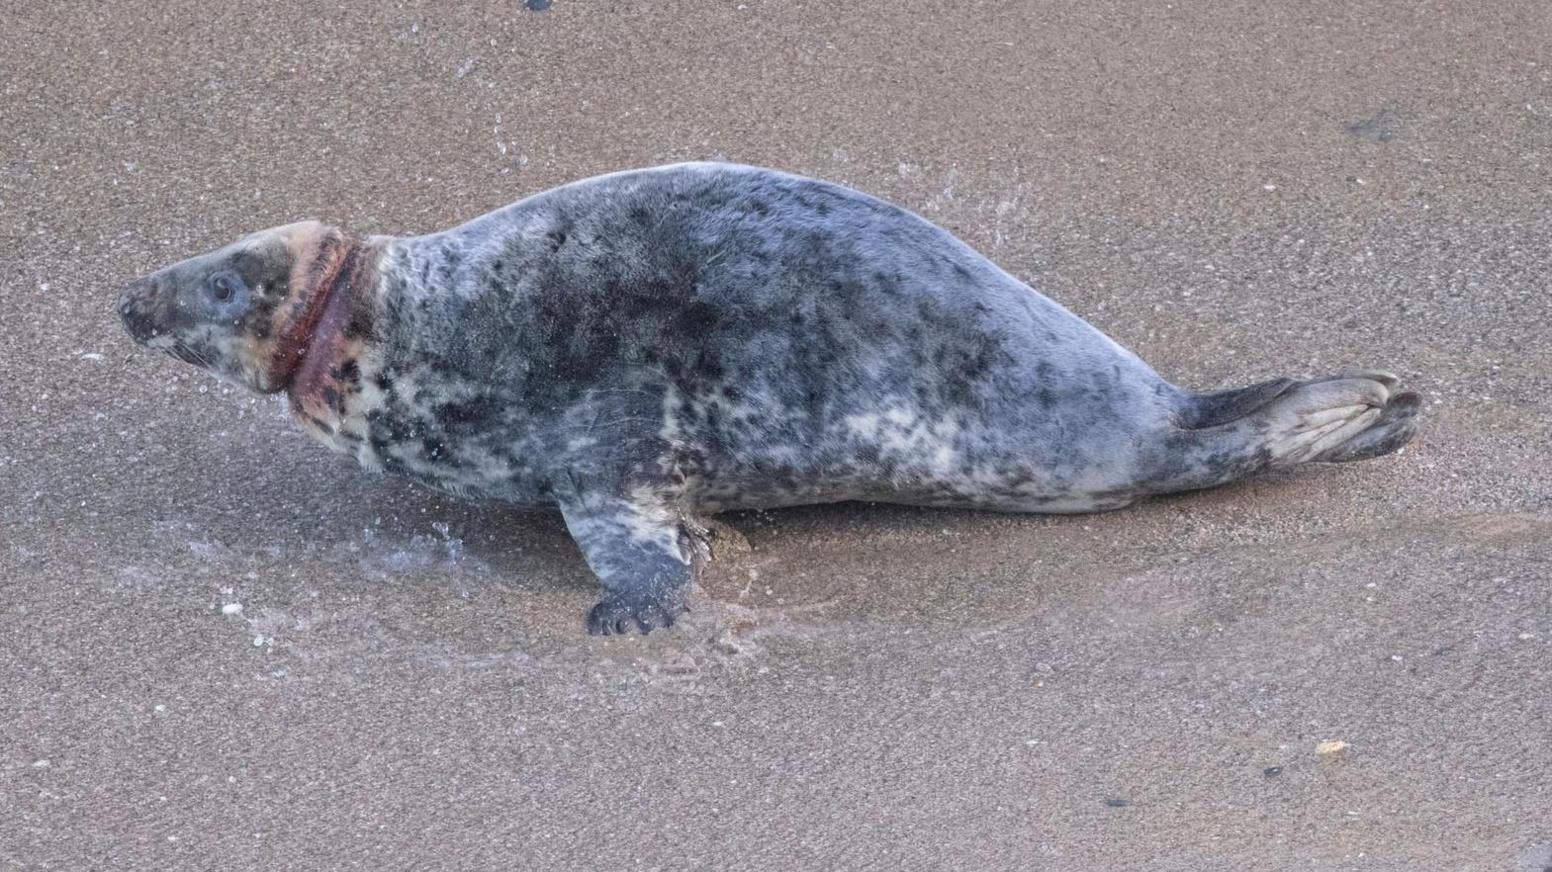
118, 162, 1421, 634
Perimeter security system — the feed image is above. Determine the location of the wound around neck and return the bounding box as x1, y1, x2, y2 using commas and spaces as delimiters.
285, 242, 374, 429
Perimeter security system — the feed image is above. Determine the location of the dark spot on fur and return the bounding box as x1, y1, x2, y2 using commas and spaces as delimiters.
368, 433, 390, 456
331, 359, 360, 385
692, 353, 724, 381
435, 397, 502, 431
343, 309, 372, 339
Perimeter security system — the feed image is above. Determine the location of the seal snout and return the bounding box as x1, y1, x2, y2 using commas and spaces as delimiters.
118, 276, 166, 345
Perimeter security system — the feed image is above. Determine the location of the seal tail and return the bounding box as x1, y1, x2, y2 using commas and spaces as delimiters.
1147, 371, 1422, 495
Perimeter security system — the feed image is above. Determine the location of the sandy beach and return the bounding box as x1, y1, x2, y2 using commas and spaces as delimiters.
2, 1, 1549, 868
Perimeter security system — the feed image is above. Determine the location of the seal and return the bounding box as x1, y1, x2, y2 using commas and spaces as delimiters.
119, 162, 1421, 635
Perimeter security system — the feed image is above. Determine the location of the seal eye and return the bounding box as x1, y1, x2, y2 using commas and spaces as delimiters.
201, 270, 250, 320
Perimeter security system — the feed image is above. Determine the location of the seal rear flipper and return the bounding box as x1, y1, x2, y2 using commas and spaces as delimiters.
1312, 390, 1421, 463
1254, 376, 1392, 465
1181, 369, 1410, 430
1146, 372, 1420, 495
1253, 375, 1424, 465
556, 487, 697, 636
1182, 377, 1299, 429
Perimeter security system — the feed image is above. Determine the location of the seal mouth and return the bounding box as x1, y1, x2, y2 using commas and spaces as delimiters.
270, 235, 359, 391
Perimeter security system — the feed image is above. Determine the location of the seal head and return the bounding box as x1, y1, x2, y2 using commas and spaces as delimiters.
117, 220, 362, 394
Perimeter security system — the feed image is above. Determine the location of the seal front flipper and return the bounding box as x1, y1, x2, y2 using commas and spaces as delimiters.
555, 486, 697, 636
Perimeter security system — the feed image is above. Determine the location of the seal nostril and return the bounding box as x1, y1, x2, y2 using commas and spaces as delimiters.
118, 279, 163, 344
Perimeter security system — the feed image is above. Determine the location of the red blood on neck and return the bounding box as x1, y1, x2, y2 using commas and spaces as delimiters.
276, 240, 370, 418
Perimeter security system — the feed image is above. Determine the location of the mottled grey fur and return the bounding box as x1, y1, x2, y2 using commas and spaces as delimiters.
120, 162, 1420, 634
